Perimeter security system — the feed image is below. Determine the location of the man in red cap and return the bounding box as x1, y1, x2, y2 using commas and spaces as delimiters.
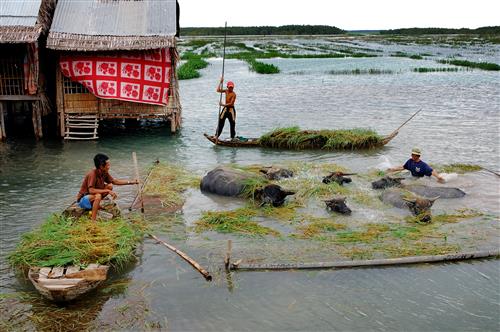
215, 77, 237, 140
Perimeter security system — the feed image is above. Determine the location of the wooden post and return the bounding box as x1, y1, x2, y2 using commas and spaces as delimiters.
0, 102, 6, 141
224, 239, 232, 270
32, 101, 43, 139
56, 66, 65, 137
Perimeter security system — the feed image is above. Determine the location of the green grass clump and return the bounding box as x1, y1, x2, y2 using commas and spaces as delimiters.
438, 59, 500, 71
259, 126, 384, 150
328, 68, 394, 75
295, 216, 346, 239
143, 163, 200, 208
178, 52, 210, 80
195, 208, 279, 236
437, 163, 482, 174
8, 215, 144, 269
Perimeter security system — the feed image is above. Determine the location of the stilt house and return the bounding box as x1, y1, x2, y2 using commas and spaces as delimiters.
0, 0, 56, 140
46, 0, 181, 140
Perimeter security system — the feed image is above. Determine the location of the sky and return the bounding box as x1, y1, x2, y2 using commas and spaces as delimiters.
179, 0, 500, 30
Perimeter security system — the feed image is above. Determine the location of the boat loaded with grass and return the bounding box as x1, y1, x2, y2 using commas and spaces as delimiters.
8, 214, 144, 302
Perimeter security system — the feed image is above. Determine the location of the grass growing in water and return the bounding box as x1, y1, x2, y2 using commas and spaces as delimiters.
143, 163, 200, 208
195, 208, 280, 236
8, 214, 144, 269
413, 67, 461, 72
438, 59, 500, 71
437, 163, 482, 174
259, 126, 384, 150
328, 69, 394, 75
178, 52, 209, 80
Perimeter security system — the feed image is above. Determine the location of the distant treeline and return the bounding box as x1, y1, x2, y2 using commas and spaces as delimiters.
181, 25, 345, 36
380, 26, 500, 35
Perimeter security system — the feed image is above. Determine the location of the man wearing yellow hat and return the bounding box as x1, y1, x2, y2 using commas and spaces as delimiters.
388, 148, 445, 183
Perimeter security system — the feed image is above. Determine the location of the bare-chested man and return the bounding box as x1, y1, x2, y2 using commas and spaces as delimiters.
77, 153, 138, 221
215, 77, 237, 140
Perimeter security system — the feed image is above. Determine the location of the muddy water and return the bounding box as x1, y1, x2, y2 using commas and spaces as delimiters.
1, 38, 499, 330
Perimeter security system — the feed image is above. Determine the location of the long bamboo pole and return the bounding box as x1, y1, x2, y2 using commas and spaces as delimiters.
387, 108, 422, 138
132, 152, 144, 213
230, 249, 499, 271
129, 159, 158, 211
150, 234, 212, 281
215, 21, 228, 136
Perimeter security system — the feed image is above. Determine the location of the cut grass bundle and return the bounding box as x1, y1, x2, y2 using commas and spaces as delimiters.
143, 163, 200, 208
195, 208, 280, 236
259, 126, 384, 150
8, 215, 144, 269
438, 59, 500, 71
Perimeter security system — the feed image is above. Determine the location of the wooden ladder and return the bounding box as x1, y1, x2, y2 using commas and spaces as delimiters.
64, 114, 99, 140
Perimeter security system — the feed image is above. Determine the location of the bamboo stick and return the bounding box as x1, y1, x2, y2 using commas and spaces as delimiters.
129, 159, 158, 211
150, 234, 212, 281
387, 109, 422, 138
224, 239, 232, 270
230, 249, 499, 271
132, 152, 144, 213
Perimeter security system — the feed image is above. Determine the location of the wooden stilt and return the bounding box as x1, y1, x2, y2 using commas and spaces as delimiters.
0, 102, 6, 141
224, 239, 232, 270
32, 101, 43, 140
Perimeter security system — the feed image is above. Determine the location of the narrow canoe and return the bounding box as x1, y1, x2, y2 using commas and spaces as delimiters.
204, 131, 398, 149
28, 264, 109, 302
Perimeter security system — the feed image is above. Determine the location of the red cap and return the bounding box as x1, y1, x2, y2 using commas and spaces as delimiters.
226, 81, 234, 88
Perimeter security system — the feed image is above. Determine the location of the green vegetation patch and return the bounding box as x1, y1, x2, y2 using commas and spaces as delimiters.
195, 208, 280, 236
413, 67, 460, 72
178, 52, 210, 80
438, 59, 500, 71
8, 215, 144, 269
405, 209, 483, 224
328, 68, 394, 75
437, 163, 482, 174
259, 126, 384, 150
294, 216, 346, 239
143, 163, 200, 208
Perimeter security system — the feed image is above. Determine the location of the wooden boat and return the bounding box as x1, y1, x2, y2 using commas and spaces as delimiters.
204, 133, 261, 147
28, 264, 109, 302
204, 131, 398, 149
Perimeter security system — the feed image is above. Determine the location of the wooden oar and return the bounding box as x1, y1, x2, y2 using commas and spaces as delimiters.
132, 152, 144, 213
215, 21, 228, 137
150, 234, 212, 281
387, 108, 422, 138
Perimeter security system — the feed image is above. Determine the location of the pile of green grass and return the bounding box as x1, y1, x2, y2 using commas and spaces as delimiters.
413, 67, 460, 73
259, 126, 384, 150
437, 163, 482, 174
8, 215, 144, 269
178, 52, 210, 80
438, 59, 500, 71
195, 208, 280, 236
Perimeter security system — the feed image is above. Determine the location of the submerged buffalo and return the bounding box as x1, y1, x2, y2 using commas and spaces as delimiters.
322, 172, 354, 186
371, 176, 404, 189
324, 196, 352, 215
255, 184, 295, 207
381, 188, 439, 222
201, 167, 294, 206
259, 167, 294, 180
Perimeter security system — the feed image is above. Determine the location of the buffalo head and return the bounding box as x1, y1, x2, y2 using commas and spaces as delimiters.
259, 167, 294, 180
403, 195, 439, 222
255, 184, 295, 207
371, 176, 404, 189
324, 196, 352, 215
322, 172, 354, 186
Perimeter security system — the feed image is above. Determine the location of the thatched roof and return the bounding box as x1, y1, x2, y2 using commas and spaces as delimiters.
0, 0, 56, 43
47, 0, 179, 51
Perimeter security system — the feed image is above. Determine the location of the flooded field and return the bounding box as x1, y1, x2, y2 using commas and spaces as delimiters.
1, 35, 499, 331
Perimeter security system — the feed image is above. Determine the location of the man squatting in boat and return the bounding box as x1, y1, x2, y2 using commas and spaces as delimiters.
76, 153, 138, 221
214, 77, 237, 141
388, 147, 445, 183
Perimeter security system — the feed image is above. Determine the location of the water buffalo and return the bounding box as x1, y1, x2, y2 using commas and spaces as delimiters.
381, 188, 439, 222
255, 184, 295, 207
322, 172, 354, 186
200, 167, 253, 197
371, 176, 404, 189
324, 196, 352, 215
259, 167, 294, 180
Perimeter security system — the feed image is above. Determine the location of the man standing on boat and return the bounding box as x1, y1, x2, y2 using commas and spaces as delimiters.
388, 148, 445, 183
76, 153, 138, 221
215, 77, 237, 140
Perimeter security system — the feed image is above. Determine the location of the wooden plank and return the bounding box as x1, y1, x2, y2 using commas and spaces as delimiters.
0, 95, 41, 101
66, 265, 108, 281
86, 263, 99, 269
37, 278, 84, 286
38, 267, 52, 279
56, 67, 65, 137
64, 131, 98, 135
0, 102, 6, 140
49, 267, 65, 278
43, 284, 77, 290
64, 136, 99, 140
65, 266, 80, 275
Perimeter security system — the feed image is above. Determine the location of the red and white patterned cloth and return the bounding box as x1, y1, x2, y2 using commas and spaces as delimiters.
60, 49, 171, 106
